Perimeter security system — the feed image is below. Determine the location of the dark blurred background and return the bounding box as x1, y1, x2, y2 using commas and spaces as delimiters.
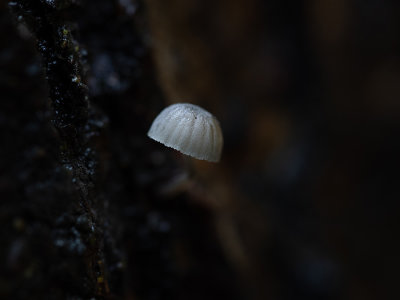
1, 0, 400, 299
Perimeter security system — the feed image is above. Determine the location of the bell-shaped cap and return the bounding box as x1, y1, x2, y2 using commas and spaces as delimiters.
147, 103, 223, 162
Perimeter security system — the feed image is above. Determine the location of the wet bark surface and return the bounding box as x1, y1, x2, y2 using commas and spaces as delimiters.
1, 0, 400, 299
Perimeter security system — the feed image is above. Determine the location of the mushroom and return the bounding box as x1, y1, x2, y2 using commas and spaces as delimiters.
147, 103, 223, 162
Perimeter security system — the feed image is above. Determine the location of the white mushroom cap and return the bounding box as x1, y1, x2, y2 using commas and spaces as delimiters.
147, 103, 223, 162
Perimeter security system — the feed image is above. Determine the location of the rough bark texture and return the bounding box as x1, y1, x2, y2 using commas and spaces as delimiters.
1, 0, 400, 299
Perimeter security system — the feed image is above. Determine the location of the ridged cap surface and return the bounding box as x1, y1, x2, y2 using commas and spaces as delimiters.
147, 103, 223, 162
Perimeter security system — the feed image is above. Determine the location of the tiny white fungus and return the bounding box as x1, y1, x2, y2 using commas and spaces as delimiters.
147, 103, 223, 162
